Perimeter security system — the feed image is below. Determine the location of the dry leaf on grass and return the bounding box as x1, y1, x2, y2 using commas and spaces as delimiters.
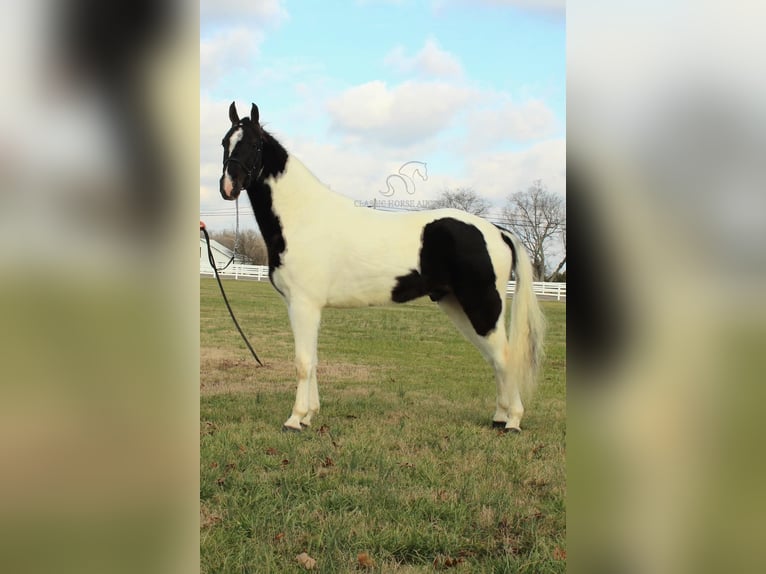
433, 555, 465, 569
200, 505, 222, 529
296, 552, 317, 570
553, 546, 567, 560
357, 552, 375, 569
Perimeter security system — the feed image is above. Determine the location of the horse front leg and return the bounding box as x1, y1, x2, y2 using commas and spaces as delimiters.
283, 300, 322, 431
301, 362, 320, 428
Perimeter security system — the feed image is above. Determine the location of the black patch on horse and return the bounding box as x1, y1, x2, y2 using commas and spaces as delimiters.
391, 270, 428, 302
246, 130, 289, 276
390, 218, 502, 336
247, 182, 285, 274
391, 270, 451, 303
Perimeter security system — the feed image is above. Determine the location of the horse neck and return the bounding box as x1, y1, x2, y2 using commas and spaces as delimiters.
267, 154, 350, 214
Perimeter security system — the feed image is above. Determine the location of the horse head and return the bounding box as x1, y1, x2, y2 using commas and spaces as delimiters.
219, 102, 265, 200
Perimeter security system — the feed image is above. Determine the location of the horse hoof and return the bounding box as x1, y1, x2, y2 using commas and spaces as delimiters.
492, 421, 507, 429
282, 425, 302, 433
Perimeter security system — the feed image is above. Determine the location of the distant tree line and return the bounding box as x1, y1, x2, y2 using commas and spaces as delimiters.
430, 187, 491, 216
208, 229, 268, 265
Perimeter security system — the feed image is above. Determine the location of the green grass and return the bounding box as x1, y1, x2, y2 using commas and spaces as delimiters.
201, 278, 565, 573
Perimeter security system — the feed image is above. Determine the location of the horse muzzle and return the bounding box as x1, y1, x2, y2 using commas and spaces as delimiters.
219, 174, 242, 201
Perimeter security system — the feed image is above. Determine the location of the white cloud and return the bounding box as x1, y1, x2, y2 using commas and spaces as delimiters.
200, 0, 289, 27
285, 138, 401, 199
200, 96, 235, 216
465, 138, 566, 201
200, 0, 289, 90
327, 80, 476, 147
479, 0, 565, 11
468, 98, 558, 144
384, 38, 464, 79
200, 185, 214, 204
201, 27, 264, 86
434, 0, 565, 18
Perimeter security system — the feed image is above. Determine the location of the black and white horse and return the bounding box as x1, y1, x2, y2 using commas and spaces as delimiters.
219, 102, 545, 432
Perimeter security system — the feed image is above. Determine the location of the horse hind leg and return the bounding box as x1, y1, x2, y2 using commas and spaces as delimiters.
485, 329, 525, 432
283, 301, 322, 431
438, 295, 523, 432
484, 334, 525, 432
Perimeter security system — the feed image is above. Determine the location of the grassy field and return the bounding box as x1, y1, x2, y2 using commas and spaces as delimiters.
201, 278, 566, 573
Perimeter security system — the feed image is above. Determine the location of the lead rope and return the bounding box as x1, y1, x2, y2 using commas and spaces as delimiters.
201, 221, 264, 367
233, 197, 240, 263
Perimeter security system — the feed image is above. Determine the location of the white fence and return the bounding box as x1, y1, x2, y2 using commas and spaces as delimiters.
201, 264, 566, 301
201, 263, 270, 281
505, 281, 566, 301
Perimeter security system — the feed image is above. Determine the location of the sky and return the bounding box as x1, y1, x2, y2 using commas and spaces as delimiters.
200, 0, 565, 232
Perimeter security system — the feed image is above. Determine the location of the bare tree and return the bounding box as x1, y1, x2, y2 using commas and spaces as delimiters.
209, 229, 268, 265
548, 226, 566, 281
431, 187, 491, 216
502, 180, 565, 281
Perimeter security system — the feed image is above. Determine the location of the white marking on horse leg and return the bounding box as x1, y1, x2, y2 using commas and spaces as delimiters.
489, 331, 526, 431
301, 363, 320, 427
493, 352, 512, 424
499, 327, 524, 430
505, 384, 524, 431
486, 332, 515, 426
284, 301, 321, 430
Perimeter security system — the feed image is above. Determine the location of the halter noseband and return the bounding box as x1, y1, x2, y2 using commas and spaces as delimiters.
223, 156, 256, 186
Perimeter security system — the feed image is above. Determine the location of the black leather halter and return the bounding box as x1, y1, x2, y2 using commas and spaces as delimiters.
223, 156, 256, 185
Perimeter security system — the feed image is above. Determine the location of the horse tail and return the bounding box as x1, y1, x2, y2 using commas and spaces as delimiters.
500, 229, 546, 397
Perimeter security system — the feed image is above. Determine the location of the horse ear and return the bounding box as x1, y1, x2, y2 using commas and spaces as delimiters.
229, 101, 239, 125
250, 103, 259, 124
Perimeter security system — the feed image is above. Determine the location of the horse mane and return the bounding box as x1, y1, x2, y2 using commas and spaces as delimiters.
259, 128, 289, 181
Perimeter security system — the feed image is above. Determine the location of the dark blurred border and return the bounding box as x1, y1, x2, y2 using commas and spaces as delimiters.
0, 1, 198, 572
568, 2, 766, 573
